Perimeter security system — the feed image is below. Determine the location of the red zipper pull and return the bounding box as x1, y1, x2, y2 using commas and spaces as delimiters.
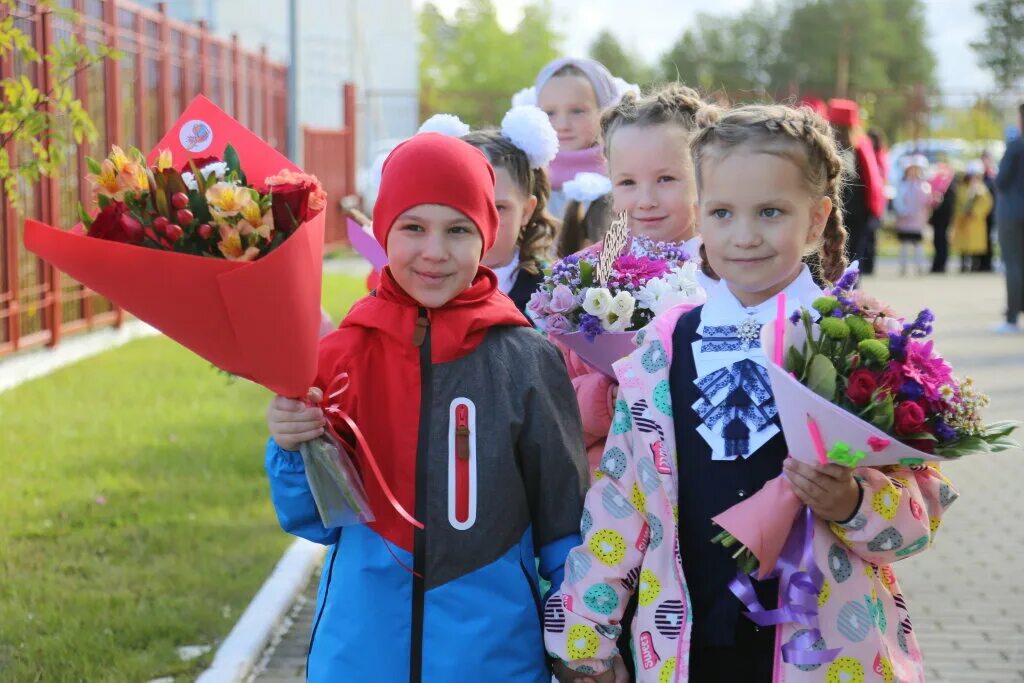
455, 404, 470, 461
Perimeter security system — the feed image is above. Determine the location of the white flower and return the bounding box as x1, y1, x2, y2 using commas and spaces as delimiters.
511, 86, 537, 108
563, 172, 612, 203
200, 161, 228, 179
417, 113, 471, 138
649, 291, 696, 316
603, 311, 632, 332
635, 277, 672, 310
582, 287, 614, 316
610, 291, 635, 320
182, 171, 198, 191
665, 261, 701, 296
501, 105, 559, 169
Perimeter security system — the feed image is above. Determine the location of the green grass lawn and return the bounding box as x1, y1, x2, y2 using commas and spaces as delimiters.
0, 274, 367, 682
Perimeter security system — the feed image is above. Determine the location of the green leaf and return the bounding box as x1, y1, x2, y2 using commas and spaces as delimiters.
982, 420, 1021, 439
805, 353, 837, 401
97, 194, 110, 210
867, 393, 894, 432
76, 201, 91, 224
224, 144, 242, 176
785, 344, 805, 376
578, 258, 594, 286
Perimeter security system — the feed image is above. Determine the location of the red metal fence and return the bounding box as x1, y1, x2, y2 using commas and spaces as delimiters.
303, 82, 358, 246
0, 0, 289, 356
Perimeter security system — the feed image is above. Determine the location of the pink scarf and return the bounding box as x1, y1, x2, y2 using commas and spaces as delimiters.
548, 145, 606, 190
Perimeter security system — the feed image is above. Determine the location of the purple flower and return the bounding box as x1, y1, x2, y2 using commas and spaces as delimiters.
888, 332, 908, 360
900, 380, 924, 400
789, 310, 802, 325
934, 419, 958, 442
831, 261, 860, 294
544, 313, 573, 334
832, 309, 844, 318
903, 308, 935, 338
579, 313, 606, 341
549, 284, 576, 314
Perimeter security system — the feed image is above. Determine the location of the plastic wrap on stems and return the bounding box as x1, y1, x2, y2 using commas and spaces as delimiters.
548, 330, 638, 378
299, 431, 374, 528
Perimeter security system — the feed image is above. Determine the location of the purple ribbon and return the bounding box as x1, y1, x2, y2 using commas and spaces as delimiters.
729, 506, 843, 666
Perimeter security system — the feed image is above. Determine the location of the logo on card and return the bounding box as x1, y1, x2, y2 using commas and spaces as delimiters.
639, 631, 660, 669
180, 120, 213, 152
651, 441, 671, 474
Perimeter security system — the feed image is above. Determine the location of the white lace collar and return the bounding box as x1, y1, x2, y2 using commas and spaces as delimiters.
691, 266, 824, 461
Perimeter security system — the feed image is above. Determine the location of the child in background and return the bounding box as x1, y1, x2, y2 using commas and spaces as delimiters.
463, 105, 560, 314
517, 57, 635, 251
556, 172, 614, 257
265, 133, 588, 682
893, 155, 932, 276
547, 104, 957, 682
549, 83, 708, 479
953, 160, 994, 273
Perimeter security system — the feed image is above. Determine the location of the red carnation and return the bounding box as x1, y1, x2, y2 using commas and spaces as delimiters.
894, 400, 927, 436
845, 368, 879, 406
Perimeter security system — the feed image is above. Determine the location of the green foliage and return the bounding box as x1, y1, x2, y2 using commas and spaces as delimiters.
418, 0, 561, 126
972, 0, 1024, 91
0, 0, 120, 207
588, 30, 653, 88
659, 0, 936, 138
0, 274, 365, 680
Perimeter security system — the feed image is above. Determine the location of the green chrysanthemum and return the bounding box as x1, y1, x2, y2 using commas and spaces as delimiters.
858, 338, 890, 363
845, 314, 875, 341
820, 316, 851, 340
812, 296, 840, 317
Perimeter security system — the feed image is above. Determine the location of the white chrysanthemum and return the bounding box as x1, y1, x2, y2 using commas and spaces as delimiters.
665, 261, 701, 296
582, 287, 614, 317
182, 171, 198, 191
635, 277, 672, 310
417, 113, 471, 138
563, 172, 612, 203
501, 105, 559, 169
511, 86, 537, 108
613, 77, 641, 102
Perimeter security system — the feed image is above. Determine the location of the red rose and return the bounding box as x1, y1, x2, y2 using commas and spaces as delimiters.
904, 438, 935, 454
88, 202, 144, 244
845, 368, 879, 406
269, 182, 312, 231
894, 400, 927, 436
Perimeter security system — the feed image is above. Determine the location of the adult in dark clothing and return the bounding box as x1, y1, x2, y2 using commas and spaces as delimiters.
929, 161, 957, 273
979, 149, 998, 272
994, 104, 1024, 333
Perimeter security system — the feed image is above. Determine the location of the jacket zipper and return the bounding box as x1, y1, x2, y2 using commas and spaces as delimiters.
454, 403, 471, 524
410, 307, 431, 683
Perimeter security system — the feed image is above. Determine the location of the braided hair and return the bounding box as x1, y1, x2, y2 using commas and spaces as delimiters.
690, 103, 849, 285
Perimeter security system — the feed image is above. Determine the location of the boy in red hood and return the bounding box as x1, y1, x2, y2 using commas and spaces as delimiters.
264, 133, 588, 682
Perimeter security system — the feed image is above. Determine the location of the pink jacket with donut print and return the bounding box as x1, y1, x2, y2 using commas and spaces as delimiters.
544, 303, 959, 683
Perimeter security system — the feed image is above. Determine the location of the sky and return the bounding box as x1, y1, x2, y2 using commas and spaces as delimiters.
412, 0, 994, 96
